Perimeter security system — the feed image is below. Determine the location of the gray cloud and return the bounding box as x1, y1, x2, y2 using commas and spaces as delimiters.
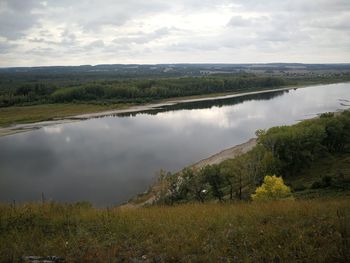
113, 27, 173, 45
0, 0, 39, 39
0, 41, 16, 54
0, 0, 349, 66
45, 0, 172, 31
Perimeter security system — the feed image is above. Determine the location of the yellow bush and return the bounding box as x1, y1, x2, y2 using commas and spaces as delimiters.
252, 175, 293, 201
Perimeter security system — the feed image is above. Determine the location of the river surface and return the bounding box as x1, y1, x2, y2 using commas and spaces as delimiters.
0, 83, 349, 206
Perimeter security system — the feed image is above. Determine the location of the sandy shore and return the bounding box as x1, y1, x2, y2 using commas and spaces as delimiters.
0, 86, 295, 137
0, 119, 81, 137
190, 138, 257, 170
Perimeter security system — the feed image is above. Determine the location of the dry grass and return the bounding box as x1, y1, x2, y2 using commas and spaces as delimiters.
0, 198, 349, 262
0, 103, 130, 127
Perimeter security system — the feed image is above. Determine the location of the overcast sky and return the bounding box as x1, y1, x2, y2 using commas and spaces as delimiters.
0, 0, 349, 67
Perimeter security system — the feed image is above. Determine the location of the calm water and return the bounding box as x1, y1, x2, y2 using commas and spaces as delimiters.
0, 83, 349, 206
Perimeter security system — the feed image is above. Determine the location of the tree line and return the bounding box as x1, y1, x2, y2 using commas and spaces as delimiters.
0, 75, 285, 107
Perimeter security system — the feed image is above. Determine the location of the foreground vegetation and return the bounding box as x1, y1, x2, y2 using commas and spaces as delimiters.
0, 199, 349, 262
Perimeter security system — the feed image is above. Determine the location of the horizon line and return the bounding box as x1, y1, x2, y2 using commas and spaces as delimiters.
1, 62, 350, 69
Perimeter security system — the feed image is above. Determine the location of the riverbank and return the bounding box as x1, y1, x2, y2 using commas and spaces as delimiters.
0, 84, 306, 137
128, 107, 350, 207
190, 138, 257, 170
126, 138, 258, 207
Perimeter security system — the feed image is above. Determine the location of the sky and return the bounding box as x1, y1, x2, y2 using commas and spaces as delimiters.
0, 0, 349, 67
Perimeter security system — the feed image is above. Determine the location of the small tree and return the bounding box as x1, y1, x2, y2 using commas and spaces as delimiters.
181, 168, 207, 202
201, 165, 224, 202
251, 175, 293, 201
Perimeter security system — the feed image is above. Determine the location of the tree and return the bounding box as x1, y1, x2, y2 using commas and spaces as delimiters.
251, 175, 293, 201
201, 165, 224, 201
181, 168, 207, 202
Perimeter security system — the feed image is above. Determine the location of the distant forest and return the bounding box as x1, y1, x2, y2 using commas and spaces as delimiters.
1, 63, 350, 107
0, 75, 286, 107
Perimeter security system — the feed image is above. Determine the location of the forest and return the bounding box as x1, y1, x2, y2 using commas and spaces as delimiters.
1, 67, 350, 108
0, 75, 286, 107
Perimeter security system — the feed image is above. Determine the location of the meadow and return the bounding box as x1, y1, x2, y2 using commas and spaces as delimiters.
0, 198, 349, 262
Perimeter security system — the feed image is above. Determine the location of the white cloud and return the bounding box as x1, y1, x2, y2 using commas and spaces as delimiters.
0, 0, 349, 66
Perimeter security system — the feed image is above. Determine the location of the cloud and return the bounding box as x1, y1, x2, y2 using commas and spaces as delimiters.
0, 41, 16, 54
227, 16, 270, 28
113, 27, 173, 45
0, 0, 349, 66
0, 0, 43, 40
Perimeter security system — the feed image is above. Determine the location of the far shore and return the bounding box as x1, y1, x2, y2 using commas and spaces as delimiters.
0, 85, 305, 137
70, 86, 296, 119
1, 81, 348, 137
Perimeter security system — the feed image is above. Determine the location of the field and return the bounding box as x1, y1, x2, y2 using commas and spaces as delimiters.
0, 103, 129, 127
1, 199, 349, 262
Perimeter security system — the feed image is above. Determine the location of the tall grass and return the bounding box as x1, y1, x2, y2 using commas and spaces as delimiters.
0, 199, 349, 262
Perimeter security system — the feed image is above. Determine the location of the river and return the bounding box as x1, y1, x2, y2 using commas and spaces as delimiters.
0, 82, 349, 206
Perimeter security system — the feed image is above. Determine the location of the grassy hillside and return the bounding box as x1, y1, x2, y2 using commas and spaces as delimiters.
1, 199, 349, 262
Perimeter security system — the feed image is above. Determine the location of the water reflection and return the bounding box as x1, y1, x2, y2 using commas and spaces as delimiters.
0, 83, 349, 206
117, 90, 287, 117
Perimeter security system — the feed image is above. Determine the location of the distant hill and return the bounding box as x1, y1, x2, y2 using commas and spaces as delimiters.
1, 63, 350, 75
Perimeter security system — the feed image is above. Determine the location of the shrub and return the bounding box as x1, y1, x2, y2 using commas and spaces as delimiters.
292, 182, 307, 192
322, 175, 333, 187
311, 181, 323, 189
251, 175, 293, 201
311, 176, 333, 189
320, 112, 334, 118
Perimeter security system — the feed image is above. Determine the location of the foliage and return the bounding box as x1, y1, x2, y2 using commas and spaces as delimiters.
200, 165, 224, 201
251, 175, 293, 201
0, 75, 286, 107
